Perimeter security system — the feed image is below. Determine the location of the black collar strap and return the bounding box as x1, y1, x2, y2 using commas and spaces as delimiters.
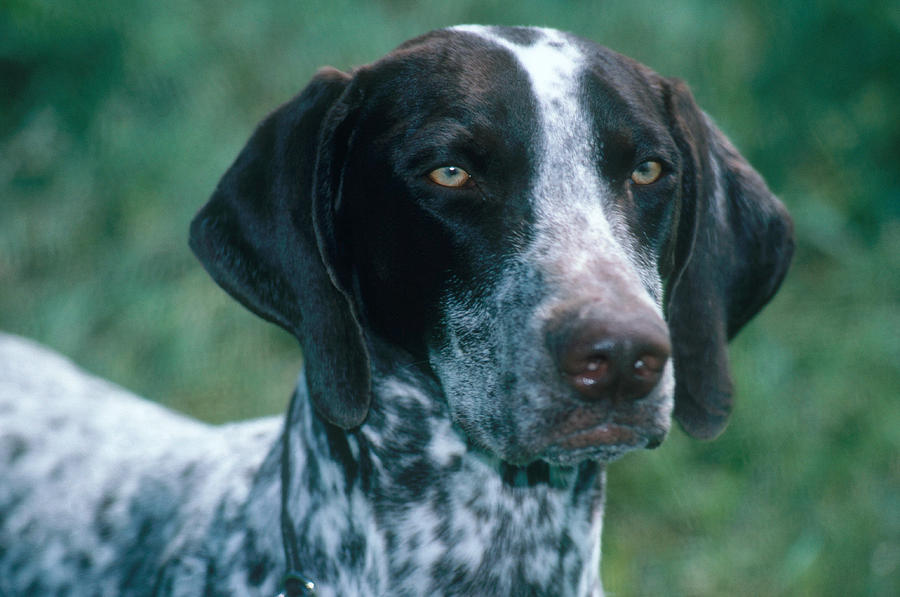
280, 394, 317, 596
468, 442, 574, 489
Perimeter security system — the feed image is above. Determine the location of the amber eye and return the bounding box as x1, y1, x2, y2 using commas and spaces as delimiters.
428, 166, 472, 188
631, 160, 664, 185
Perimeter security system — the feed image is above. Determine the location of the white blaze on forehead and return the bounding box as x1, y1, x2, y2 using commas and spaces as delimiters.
452, 26, 587, 158
453, 26, 663, 309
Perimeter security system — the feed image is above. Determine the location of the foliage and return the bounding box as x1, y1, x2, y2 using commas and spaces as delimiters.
1, 0, 897, 594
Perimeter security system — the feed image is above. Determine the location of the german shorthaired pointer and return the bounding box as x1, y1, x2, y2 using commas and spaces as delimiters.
0, 25, 793, 596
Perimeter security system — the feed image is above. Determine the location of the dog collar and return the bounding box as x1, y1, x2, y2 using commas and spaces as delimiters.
278, 572, 316, 597
280, 395, 317, 597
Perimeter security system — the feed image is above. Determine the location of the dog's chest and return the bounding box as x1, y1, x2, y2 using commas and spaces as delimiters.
277, 377, 606, 596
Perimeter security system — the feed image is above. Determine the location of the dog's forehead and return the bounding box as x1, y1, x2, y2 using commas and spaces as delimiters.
361, 28, 540, 126
384, 26, 591, 106
354, 26, 670, 158
450, 26, 586, 99
364, 26, 664, 148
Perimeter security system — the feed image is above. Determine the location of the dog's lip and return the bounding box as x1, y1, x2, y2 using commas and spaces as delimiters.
552, 422, 640, 450
546, 404, 646, 449
538, 421, 662, 465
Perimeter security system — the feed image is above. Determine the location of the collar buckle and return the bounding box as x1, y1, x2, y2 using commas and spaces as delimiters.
278, 571, 316, 597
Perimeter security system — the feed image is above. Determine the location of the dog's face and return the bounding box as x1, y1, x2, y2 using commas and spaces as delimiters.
337, 27, 680, 464
191, 26, 793, 466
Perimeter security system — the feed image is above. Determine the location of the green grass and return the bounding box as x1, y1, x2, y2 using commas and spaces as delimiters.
2, 1, 898, 594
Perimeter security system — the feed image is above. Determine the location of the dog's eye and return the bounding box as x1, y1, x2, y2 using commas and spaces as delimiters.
631, 161, 663, 185
428, 166, 472, 188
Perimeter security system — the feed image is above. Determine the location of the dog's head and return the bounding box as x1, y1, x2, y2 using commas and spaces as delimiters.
191, 26, 793, 465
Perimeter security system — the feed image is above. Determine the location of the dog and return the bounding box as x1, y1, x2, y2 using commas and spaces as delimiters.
0, 25, 793, 596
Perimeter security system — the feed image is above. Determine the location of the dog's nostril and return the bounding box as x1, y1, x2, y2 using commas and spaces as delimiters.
625, 346, 669, 397
633, 353, 665, 379
585, 358, 605, 372
569, 353, 611, 389
563, 352, 609, 375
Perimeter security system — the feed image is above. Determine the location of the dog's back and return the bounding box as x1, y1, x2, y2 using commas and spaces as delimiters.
0, 333, 281, 595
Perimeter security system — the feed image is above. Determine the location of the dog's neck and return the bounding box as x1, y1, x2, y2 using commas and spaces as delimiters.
278, 356, 607, 596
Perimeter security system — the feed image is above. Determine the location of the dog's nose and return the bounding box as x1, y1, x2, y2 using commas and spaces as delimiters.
546, 308, 671, 402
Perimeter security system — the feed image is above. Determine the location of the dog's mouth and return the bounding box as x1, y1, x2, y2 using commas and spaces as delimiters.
468, 420, 660, 486
530, 399, 669, 465
539, 420, 665, 466
555, 422, 640, 449
467, 417, 666, 475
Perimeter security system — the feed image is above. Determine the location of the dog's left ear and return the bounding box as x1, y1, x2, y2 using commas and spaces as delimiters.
664, 78, 794, 440
189, 67, 373, 429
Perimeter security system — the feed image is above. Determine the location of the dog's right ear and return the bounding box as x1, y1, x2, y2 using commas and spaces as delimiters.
189, 67, 372, 429
663, 78, 793, 440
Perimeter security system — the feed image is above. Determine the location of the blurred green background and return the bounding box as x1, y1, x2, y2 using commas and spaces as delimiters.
1, 0, 898, 594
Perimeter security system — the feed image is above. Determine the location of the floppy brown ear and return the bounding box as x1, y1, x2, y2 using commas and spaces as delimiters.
189, 67, 373, 429
664, 78, 794, 439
